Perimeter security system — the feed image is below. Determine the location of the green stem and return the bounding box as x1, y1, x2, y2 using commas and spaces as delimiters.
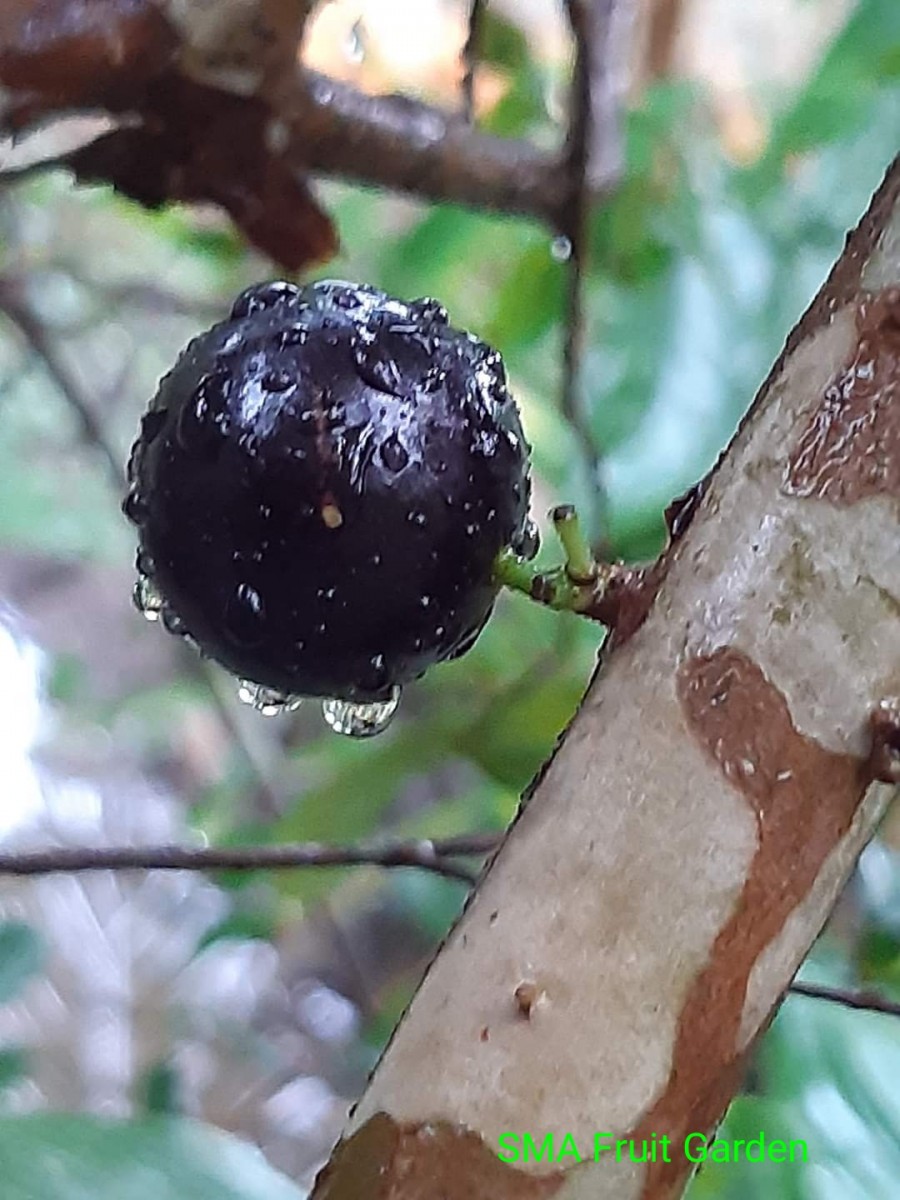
493, 505, 608, 615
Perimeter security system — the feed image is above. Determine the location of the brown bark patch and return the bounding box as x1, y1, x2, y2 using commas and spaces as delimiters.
313, 1112, 565, 1200
629, 647, 867, 1198
784, 287, 900, 503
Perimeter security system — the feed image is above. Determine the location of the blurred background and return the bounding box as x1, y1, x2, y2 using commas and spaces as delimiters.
0, 0, 898, 1196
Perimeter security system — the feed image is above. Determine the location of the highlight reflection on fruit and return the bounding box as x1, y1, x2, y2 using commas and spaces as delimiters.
123, 280, 537, 736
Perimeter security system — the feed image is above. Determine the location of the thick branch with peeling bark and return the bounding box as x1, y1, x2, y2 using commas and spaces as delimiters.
310, 159, 900, 1200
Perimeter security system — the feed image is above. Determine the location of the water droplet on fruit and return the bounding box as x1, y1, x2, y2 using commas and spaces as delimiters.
353, 336, 403, 396
162, 606, 187, 636
409, 297, 449, 326
380, 434, 409, 472
177, 372, 230, 456
551, 235, 572, 262
225, 583, 265, 645
408, 511, 427, 527
365, 652, 389, 691
133, 575, 164, 621
231, 281, 301, 318
122, 490, 147, 523
262, 369, 294, 392
237, 679, 302, 716
279, 325, 307, 349
515, 517, 540, 560
321, 687, 400, 737
140, 409, 167, 445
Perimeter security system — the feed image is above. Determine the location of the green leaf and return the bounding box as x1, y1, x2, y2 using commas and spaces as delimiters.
485, 238, 565, 350
478, 12, 548, 137
137, 1062, 182, 1116
0, 1047, 28, 1092
0, 1114, 306, 1200
0, 922, 45, 1004
745, 0, 900, 193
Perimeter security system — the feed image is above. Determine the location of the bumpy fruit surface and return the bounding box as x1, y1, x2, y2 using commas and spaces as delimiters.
124, 280, 535, 703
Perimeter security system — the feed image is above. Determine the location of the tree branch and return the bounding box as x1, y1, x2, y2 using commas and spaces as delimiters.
310, 157, 900, 1200
0, 834, 501, 885
273, 68, 583, 228
0, 3, 630, 273
559, 1, 629, 534
789, 980, 900, 1020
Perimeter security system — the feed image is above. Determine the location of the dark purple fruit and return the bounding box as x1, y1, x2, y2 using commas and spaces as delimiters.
123, 279, 536, 707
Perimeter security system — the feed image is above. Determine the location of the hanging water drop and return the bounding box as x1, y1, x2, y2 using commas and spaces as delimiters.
122, 490, 148, 523
237, 679, 302, 716
551, 235, 572, 262
225, 583, 265, 646
380, 434, 409, 472
161, 606, 187, 636
344, 18, 366, 65
321, 687, 400, 737
515, 516, 540, 560
133, 575, 164, 621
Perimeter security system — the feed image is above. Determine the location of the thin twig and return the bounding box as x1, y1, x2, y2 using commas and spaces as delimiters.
561, 1, 627, 540
460, 0, 486, 124
0, 284, 123, 483
788, 980, 900, 1020
0, 833, 504, 885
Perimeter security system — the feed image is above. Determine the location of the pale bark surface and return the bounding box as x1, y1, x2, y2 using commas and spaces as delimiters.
311, 158, 900, 1200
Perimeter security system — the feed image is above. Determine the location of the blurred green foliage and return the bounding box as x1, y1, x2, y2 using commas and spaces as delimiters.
0, 0, 897, 1196
0, 1114, 305, 1200
0, 921, 45, 1004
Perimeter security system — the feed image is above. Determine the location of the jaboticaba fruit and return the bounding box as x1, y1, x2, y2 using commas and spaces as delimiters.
124, 280, 536, 713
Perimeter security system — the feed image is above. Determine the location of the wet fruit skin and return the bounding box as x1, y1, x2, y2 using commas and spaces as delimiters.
124, 280, 535, 703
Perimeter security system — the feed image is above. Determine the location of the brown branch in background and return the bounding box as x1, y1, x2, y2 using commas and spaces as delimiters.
560, 1, 627, 537
460, 0, 486, 124
789, 980, 900, 1020
0, 2, 622, 259
643, 0, 686, 81
0, 833, 503, 885
280, 68, 574, 226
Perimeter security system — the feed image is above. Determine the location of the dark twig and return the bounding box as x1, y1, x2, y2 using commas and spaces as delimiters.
460, 0, 486, 124
0, 833, 504, 885
561, 1, 627, 538
1, 54, 623, 235
277, 69, 579, 226
789, 980, 900, 1020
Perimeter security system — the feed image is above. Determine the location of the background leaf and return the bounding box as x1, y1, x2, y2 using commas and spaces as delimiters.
0, 1115, 306, 1200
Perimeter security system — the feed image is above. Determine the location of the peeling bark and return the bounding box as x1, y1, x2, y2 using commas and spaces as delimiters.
310, 157, 900, 1200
